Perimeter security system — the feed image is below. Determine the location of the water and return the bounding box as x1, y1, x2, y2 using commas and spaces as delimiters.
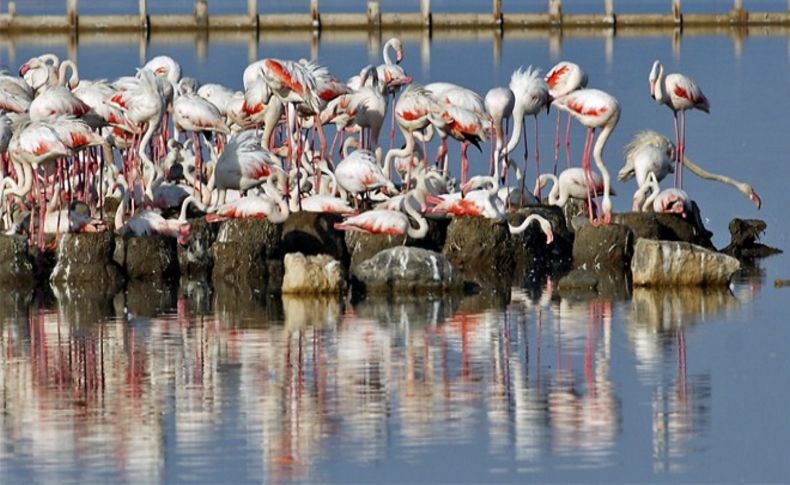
2, 26, 790, 483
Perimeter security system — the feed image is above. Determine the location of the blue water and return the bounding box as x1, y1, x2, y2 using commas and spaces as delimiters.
1, 24, 790, 484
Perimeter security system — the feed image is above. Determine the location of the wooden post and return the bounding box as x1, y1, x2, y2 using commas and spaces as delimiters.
493, 0, 502, 25
367, 1, 381, 29
605, 0, 614, 17
672, 0, 682, 25
731, 0, 746, 21
194, 0, 209, 29
248, 0, 258, 26
310, 0, 320, 29
549, 0, 562, 21
8, 1, 15, 18
67, 0, 78, 30
420, 0, 431, 29
139, 0, 148, 32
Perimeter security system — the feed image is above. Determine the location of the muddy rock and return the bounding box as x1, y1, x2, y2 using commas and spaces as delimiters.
572, 223, 635, 272
114, 236, 178, 281
178, 217, 219, 279
721, 218, 782, 259
282, 252, 345, 294
345, 218, 448, 272
508, 206, 573, 280
0, 234, 34, 287
558, 198, 589, 233
656, 202, 714, 248
353, 246, 463, 295
631, 238, 741, 287
442, 216, 513, 288
280, 212, 348, 264
212, 219, 283, 293
50, 232, 123, 295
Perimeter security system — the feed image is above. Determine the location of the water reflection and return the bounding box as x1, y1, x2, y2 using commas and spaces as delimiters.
0, 278, 762, 481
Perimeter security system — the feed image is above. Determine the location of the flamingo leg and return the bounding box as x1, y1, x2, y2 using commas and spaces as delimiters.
553, 110, 561, 175
488, 124, 496, 178
581, 127, 596, 225
679, 110, 687, 190
461, 141, 470, 186
533, 116, 541, 198
314, 114, 325, 193
673, 111, 681, 188
521, 118, 529, 206
564, 113, 572, 168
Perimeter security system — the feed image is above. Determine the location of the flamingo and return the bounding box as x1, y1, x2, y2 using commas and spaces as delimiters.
208, 129, 282, 206
507, 213, 555, 242
201, 177, 290, 223
484, 86, 514, 181
335, 138, 392, 203
534, 167, 614, 217
334, 193, 428, 239
505, 66, 550, 196
545, 61, 588, 172
619, 129, 760, 208
649, 60, 709, 189
428, 176, 505, 220
346, 65, 387, 151
428, 105, 486, 184
552, 89, 620, 225
114, 179, 191, 244
632, 172, 692, 217
384, 84, 439, 182
197, 83, 236, 118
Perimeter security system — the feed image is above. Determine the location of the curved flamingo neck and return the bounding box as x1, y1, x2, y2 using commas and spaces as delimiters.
593, 114, 619, 215
383, 125, 414, 180
58, 60, 79, 89
403, 194, 427, 239
504, 109, 524, 155
383, 38, 397, 66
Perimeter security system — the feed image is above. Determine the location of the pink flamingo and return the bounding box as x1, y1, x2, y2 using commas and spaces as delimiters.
545, 61, 588, 173
535, 168, 614, 218
334, 193, 427, 238
484, 86, 514, 181
552, 89, 620, 225
632, 172, 692, 217
649, 60, 709, 189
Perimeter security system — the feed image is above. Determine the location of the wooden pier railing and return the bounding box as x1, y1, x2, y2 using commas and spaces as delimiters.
2, 0, 790, 33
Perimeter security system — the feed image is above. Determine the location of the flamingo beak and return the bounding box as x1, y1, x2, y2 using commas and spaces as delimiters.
396, 49, 404, 64
751, 192, 762, 210
19, 63, 29, 77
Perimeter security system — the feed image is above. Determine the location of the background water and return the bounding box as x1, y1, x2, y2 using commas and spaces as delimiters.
1, 9, 790, 484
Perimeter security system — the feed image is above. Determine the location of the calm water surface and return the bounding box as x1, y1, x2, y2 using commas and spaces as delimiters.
1, 27, 790, 483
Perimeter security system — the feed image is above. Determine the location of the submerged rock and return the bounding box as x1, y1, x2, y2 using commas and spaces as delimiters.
282, 252, 345, 294
345, 218, 448, 272
50, 232, 123, 295
114, 236, 178, 281
572, 223, 634, 272
353, 246, 463, 294
212, 219, 282, 293
442, 216, 512, 288
631, 238, 740, 287
0, 234, 34, 287
721, 218, 782, 259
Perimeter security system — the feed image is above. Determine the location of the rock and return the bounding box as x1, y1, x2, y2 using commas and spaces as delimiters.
631, 238, 741, 287
280, 212, 348, 264
442, 216, 512, 288
353, 246, 463, 294
212, 219, 282, 293
50, 232, 123, 295
178, 217, 218, 279
559, 198, 588, 233
508, 206, 573, 281
572, 223, 634, 272
345, 217, 448, 272
558, 269, 599, 291
0, 234, 34, 287
114, 236, 178, 281
721, 218, 782, 259
609, 206, 714, 249
282, 253, 345, 294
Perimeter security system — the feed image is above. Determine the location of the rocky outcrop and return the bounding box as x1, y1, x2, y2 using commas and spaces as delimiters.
50, 232, 123, 295
345, 218, 448, 272
0, 234, 34, 287
613, 204, 714, 249
442, 216, 512, 288
572, 223, 635, 272
282, 253, 345, 294
212, 219, 282, 292
631, 238, 740, 287
353, 246, 463, 294
721, 218, 782, 259
114, 236, 178, 281
508, 206, 573, 281
178, 218, 219, 279
280, 212, 348, 263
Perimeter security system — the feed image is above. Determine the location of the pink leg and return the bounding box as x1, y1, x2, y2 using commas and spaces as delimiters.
533, 116, 541, 198
679, 111, 687, 190
673, 111, 681, 188
564, 113, 572, 168
461, 142, 470, 185
521, 118, 529, 205
553, 110, 561, 176
581, 128, 596, 225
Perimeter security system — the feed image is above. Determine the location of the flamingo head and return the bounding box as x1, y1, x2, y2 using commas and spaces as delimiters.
396, 47, 404, 64
749, 190, 762, 210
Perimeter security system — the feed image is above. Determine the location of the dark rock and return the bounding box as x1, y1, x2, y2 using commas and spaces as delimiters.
212, 219, 282, 293
558, 267, 631, 300
345, 217, 448, 272
655, 202, 713, 248
178, 217, 219, 279
50, 232, 123, 295
508, 206, 573, 281
114, 236, 178, 281
280, 212, 348, 264
442, 216, 513, 288
572, 223, 634, 272
559, 198, 589, 233
558, 269, 599, 291
353, 246, 464, 295
119, 279, 179, 317
632, 238, 740, 287
0, 234, 34, 287
721, 218, 782, 259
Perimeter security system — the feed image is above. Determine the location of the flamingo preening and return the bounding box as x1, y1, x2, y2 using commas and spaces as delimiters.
545, 61, 587, 173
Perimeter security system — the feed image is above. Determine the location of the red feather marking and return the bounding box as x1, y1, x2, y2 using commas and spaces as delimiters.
546, 65, 569, 88
400, 109, 426, 121
110, 93, 127, 108
33, 142, 53, 156
265, 59, 304, 96
673, 85, 690, 101
242, 101, 264, 115
567, 100, 606, 117
251, 163, 270, 179
69, 132, 89, 148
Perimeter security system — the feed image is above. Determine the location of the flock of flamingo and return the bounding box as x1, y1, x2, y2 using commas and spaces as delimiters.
0, 38, 762, 254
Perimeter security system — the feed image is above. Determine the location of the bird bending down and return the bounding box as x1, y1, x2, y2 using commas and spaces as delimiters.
334, 193, 428, 239
552, 89, 620, 225
649, 60, 709, 189
545, 61, 587, 173
632, 172, 691, 218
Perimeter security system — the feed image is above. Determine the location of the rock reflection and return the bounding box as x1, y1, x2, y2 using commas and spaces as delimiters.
0, 280, 757, 481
